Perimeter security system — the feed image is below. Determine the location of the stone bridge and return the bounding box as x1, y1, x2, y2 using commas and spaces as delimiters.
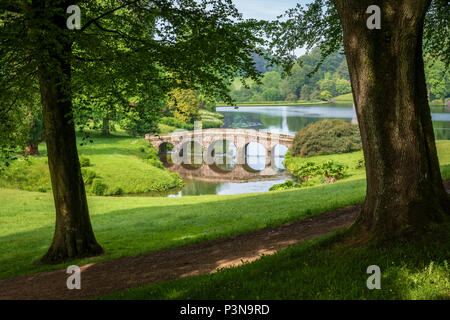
145, 129, 294, 179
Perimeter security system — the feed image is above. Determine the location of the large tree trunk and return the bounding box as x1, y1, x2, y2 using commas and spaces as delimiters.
333, 0, 449, 240
35, 2, 103, 264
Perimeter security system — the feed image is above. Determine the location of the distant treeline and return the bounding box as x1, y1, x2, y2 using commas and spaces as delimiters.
230, 48, 449, 104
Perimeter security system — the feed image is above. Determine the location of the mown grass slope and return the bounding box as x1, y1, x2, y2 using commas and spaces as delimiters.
104, 222, 450, 300
0, 134, 183, 195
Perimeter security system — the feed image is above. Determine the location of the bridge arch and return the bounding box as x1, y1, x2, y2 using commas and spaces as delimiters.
146, 129, 294, 173
271, 144, 289, 170
206, 140, 237, 172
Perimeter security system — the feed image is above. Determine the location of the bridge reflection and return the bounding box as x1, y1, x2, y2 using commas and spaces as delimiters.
146, 129, 294, 181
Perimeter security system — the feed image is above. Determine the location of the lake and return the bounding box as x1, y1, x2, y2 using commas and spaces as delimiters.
161, 104, 450, 197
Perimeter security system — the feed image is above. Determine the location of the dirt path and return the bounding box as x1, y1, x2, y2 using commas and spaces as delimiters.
0, 205, 360, 300
2, 178, 449, 300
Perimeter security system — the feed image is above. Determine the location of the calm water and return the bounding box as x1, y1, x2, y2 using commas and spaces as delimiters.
160, 104, 450, 197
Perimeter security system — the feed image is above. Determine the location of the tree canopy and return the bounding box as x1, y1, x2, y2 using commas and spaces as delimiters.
0, 0, 267, 161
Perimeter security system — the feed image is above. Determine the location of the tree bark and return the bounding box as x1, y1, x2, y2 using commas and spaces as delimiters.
333, 0, 449, 240
34, 2, 103, 264
25, 144, 39, 156
102, 118, 110, 136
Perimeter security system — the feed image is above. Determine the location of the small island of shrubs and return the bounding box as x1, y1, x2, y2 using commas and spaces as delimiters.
271, 119, 362, 191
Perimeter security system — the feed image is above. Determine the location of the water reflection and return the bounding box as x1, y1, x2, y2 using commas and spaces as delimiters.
168, 177, 290, 197
153, 104, 450, 197
217, 105, 450, 138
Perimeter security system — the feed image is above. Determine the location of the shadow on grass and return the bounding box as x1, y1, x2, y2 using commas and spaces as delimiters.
0, 180, 367, 280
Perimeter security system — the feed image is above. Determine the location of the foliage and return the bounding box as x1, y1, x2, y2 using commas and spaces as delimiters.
118, 100, 162, 137
266, 0, 449, 76
92, 179, 108, 196
321, 160, 347, 180
293, 119, 362, 157
425, 57, 450, 102
79, 156, 91, 168
356, 158, 365, 169
320, 90, 332, 101
269, 180, 302, 191
230, 49, 351, 103
262, 88, 283, 101
0, 135, 183, 195
159, 117, 194, 130
27, 109, 45, 149
0, 0, 269, 176
167, 89, 201, 124
230, 46, 446, 105
271, 159, 348, 191
291, 160, 347, 184
81, 168, 97, 185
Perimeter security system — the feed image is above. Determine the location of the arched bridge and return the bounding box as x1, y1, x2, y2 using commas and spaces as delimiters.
145, 129, 294, 179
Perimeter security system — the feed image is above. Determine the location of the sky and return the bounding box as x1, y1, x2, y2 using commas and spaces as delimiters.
232, 0, 312, 56
232, 0, 311, 21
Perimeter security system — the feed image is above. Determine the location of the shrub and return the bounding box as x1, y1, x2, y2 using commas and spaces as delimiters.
110, 187, 124, 196
292, 162, 323, 182
81, 168, 97, 185
321, 160, 348, 182
79, 156, 91, 167
147, 158, 164, 169
355, 158, 365, 169
92, 178, 107, 196
269, 180, 302, 191
292, 119, 362, 157
167, 88, 201, 124
287, 160, 348, 187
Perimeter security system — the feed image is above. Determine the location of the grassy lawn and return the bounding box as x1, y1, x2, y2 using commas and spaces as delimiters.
0, 140, 448, 295
199, 109, 224, 129
331, 93, 354, 103
0, 134, 183, 195
216, 100, 328, 107
103, 222, 450, 300
284, 140, 450, 184
0, 178, 367, 280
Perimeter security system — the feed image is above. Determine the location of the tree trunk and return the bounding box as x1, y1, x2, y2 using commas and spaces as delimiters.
102, 117, 110, 136
35, 2, 103, 264
25, 144, 39, 156
333, 0, 449, 240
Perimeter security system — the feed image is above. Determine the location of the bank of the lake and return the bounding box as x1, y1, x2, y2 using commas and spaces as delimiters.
0, 134, 184, 196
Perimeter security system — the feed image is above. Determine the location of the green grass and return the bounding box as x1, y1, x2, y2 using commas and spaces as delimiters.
157, 110, 224, 133
0, 178, 368, 280
199, 109, 224, 129
284, 140, 450, 184
216, 100, 327, 107
0, 140, 448, 298
158, 123, 178, 134
0, 134, 183, 195
331, 93, 354, 103
284, 150, 367, 183
103, 223, 450, 300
